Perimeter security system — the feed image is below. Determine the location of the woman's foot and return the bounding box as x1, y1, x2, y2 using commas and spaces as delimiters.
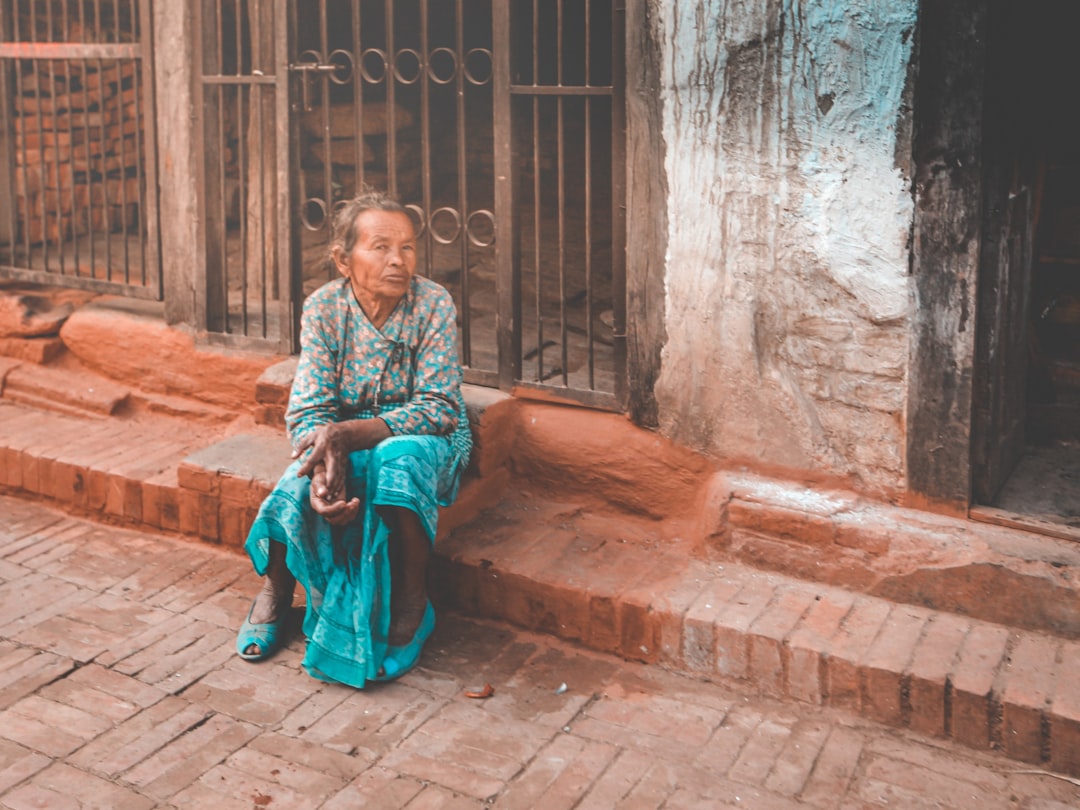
376, 600, 435, 682
387, 595, 429, 646
240, 576, 294, 659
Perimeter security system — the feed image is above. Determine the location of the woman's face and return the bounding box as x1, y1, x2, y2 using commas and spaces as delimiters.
334, 209, 417, 304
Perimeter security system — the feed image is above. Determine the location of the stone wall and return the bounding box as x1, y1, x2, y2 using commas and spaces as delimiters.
653, 1, 919, 497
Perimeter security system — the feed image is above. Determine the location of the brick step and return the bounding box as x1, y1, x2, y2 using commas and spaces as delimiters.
431, 489, 1080, 777
0, 401, 224, 532
3, 398, 1080, 776
0, 358, 130, 417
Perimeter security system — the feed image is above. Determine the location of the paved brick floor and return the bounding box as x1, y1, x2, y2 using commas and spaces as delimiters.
1, 494, 1079, 809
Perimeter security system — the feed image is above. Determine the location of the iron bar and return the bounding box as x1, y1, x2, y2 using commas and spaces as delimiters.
352, 0, 364, 192
492, 0, 520, 389
385, 0, 396, 198
454, 0, 470, 366
509, 84, 610, 95
200, 74, 275, 85
0, 43, 139, 59
611, 0, 628, 407
1, 0, 16, 268
531, 0, 542, 382
420, 0, 432, 268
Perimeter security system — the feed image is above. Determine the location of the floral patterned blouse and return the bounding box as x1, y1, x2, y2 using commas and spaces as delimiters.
285, 276, 468, 457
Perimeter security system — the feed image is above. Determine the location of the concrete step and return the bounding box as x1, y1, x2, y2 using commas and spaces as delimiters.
2, 399, 1080, 777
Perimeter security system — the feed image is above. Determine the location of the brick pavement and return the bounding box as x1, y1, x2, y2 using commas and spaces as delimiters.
2, 494, 1080, 809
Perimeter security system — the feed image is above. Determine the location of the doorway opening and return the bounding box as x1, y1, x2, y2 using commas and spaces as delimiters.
972, 0, 1080, 539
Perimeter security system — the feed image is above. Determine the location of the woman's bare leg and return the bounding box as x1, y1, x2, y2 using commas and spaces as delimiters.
244, 542, 295, 656
383, 505, 430, 646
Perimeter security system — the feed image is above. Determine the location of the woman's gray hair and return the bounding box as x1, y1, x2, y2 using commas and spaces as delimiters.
331, 187, 410, 254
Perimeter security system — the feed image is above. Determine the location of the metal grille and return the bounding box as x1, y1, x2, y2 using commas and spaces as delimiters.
197, 0, 625, 406
197, 0, 291, 349
0, 0, 159, 298
506, 0, 625, 407
291, 0, 501, 383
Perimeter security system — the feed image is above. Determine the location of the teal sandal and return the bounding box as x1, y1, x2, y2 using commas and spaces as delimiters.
236, 600, 286, 661
374, 600, 435, 682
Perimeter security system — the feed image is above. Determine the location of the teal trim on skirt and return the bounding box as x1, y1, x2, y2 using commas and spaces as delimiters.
244, 434, 463, 688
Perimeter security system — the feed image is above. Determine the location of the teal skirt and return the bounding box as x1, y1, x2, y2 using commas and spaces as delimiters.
244, 434, 464, 687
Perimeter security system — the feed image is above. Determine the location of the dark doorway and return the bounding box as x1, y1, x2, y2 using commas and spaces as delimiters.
971, 0, 1080, 538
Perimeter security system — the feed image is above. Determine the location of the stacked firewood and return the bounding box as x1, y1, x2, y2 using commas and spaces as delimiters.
11, 30, 143, 244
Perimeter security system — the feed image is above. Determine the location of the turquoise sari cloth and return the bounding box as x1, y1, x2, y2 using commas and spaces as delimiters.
244, 433, 463, 688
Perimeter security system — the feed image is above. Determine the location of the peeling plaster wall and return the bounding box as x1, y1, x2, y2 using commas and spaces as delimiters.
654, 1, 919, 495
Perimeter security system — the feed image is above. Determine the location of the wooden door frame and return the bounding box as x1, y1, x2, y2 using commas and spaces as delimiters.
907, 0, 988, 511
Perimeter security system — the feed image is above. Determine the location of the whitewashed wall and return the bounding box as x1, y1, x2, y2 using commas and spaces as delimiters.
654, 1, 919, 495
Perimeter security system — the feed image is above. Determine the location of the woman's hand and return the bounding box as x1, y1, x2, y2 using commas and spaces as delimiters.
309, 463, 361, 526
293, 419, 392, 505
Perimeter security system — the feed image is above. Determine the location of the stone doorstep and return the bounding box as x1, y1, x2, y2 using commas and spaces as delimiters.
4, 402, 1080, 775
0, 361, 130, 416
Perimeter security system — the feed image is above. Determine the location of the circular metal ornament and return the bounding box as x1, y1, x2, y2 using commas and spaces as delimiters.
428, 47, 458, 85
404, 204, 427, 238
301, 197, 328, 231
465, 209, 496, 247
327, 49, 354, 85
429, 207, 462, 246
464, 48, 493, 86
393, 48, 423, 85
360, 48, 388, 84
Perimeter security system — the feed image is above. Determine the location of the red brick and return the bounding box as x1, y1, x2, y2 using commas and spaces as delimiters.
727, 716, 795, 785
0, 647, 75, 711
763, 720, 832, 797
616, 555, 699, 664
85, 440, 157, 511
0, 406, 54, 487
824, 596, 890, 709
1051, 640, 1080, 775
4, 363, 129, 415
0, 695, 110, 756
9, 763, 155, 810
798, 725, 865, 805
576, 540, 655, 655
17, 419, 93, 495
1000, 633, 1059, 764
785, 589, 855, 705
177, 460, 221, 495
477, 733, 613, 810
322, 766, 424, 810
492, 526, 580, 637
682, 576, 742, 673
179, 488, 221, 542
30, 422, 119, 503
0, 739, 51, 793
125, 714, 261, 801
41, 424, 128, 507
746, 585, 817, 698
861, 604, 930, 725
103, 440, 190, 520
728, 500, 837, 548
714, 576, 776, 681
69, 695, 210, 777
949, 622, 1009, 751
140, 468, 179, 530
693, 704, 763, 776
907, 612, 971, 737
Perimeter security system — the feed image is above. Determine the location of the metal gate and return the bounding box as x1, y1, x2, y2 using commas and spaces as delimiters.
0, 0, 160, 298
199, 0, 625, 407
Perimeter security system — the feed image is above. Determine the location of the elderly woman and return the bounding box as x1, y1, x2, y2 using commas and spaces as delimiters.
235, 189, 471, 687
